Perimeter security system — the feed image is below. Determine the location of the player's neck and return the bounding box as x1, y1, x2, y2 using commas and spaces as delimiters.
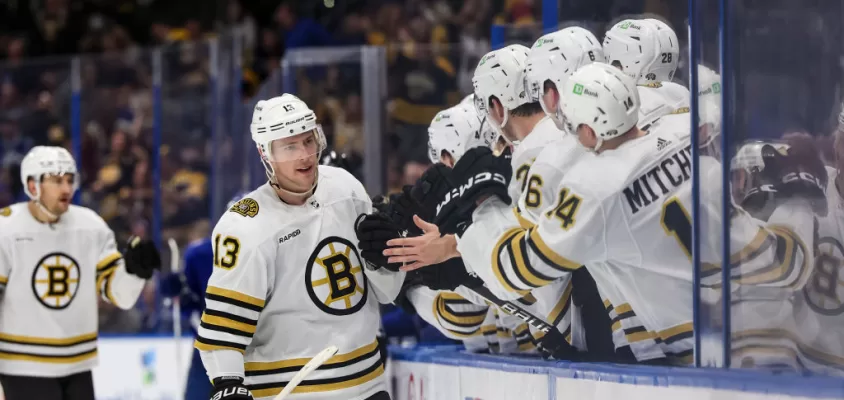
274, 188, 311, 206
508, 113, 546, 142
598, 127, 646, 153
27, 201, 59, 224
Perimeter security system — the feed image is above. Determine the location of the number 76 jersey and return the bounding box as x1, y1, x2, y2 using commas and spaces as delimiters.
459, 116, 814, 365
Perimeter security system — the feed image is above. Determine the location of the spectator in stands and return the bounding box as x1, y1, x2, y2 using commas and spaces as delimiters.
275, 2, 335, 50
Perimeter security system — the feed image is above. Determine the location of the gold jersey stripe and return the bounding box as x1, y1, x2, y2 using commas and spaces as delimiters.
201, 314, 257, 335
97, 253, 122, 271
0, 275, 8, 285
194, 338, 245, 354
206, 286, 266, 309
251, 362, 385, 398
0, 332, 97, 346
245, 340, 379, 371
491, 227, 531, 294
526, 229, 581, 271
512, 207, 535, 229
0, 348, 97, 364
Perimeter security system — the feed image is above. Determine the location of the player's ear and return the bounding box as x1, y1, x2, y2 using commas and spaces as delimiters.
26, 177, 37, 197
489, 97, 506, 126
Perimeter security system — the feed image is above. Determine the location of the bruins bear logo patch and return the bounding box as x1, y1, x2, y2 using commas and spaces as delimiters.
229, 198, 259, 217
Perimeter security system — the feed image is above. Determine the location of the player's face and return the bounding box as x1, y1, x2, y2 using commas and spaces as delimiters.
269, 131, 320, 192
36, 173, 74, 215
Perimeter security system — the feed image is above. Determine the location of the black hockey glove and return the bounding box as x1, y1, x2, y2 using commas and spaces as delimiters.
355, 213, 404, 271
123, 236, 161, 280
416, 258, 478, 291
742, 140, 827, 220
433, 147, 513, 236
410, 163, 455, 223
210, 377, 253, 400
385, 185, 424, 235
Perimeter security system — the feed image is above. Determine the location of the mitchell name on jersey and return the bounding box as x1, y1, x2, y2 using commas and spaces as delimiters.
196, 166, 403, 400
0, 203, 145, 378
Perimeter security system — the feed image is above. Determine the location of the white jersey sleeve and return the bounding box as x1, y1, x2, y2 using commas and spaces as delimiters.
509, 117, 563, 202
637, 82, 690, 129
516, 135, 587, 225
406, 287, 489, 340
93, 219, 146, 310
196, 213, 271, 379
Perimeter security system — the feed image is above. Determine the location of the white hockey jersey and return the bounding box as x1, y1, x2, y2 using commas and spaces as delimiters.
637, 82, 690, 130
0, 203, 145, 378
509, 117, 563, 203
788, 167, 844, 375
458, 120, 815, 366
196, 166, 405, 400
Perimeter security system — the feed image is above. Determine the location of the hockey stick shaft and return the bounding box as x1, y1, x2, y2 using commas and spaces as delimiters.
461, 282, 578, 357
274, 346, 339, 400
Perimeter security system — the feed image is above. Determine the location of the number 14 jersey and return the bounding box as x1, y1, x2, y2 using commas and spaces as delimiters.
458, 116, 814, 365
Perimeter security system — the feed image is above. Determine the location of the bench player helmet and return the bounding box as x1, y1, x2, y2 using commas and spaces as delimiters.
250, 94, 327, 192
643, 19, 680, 82
525, 26, 604, 131
602, 19, 661, 84
472, 44, 531, 143
427, 104, 495, 165
561, 62, 640, 152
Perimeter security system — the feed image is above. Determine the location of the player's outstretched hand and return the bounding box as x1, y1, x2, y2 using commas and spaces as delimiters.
434, 147, 512, 236
355, 213, 404, 271
384, 215, 459, 271
210, 377, 254, 400
124, 236, 162, 280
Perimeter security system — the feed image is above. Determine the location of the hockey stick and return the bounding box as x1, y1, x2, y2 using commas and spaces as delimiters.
167, 238, 183, 387
460, 280, 581, 360
273, 345, 339, 400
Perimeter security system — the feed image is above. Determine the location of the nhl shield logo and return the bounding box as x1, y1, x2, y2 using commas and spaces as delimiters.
32, 252, 81, 309
305, 237, 368, 316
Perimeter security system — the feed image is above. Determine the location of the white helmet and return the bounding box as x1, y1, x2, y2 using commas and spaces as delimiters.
427, 104, 495, 164
602, 19, 661, 84
250, 94, 326, 187
561, 63, 640, 151
643, 19, 680, 82
20, 146, 79, 202
472, 44, 530, 138
525, 27, 605, 131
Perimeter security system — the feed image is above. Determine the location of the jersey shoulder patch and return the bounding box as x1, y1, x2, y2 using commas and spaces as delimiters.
0, 207, 10, 217
229, 198, 260, 217
640, 82, 663, 88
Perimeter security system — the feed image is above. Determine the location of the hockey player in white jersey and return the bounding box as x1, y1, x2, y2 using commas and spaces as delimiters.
196, 94, 403, 400
520, 27, 663, 364
430, 63, 823, 366
603, 18, 690, 129
0, 146, 160, 400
